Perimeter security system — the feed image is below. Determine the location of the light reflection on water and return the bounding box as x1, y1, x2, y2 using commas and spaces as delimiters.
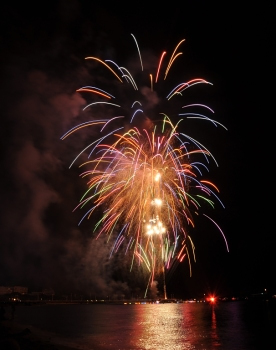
14, 301, 276, 350
135, 304, 193, 349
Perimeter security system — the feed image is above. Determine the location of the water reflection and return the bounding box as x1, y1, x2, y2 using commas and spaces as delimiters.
135, 304, 187, 349
133, 303, 212, 350
131, 302, 244, 350
211, 305, 220, 347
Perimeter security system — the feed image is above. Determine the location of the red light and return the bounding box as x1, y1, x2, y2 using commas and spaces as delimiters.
206, 295, 216, 304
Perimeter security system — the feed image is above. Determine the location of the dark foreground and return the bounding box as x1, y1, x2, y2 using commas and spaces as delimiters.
0, 319, 79, 350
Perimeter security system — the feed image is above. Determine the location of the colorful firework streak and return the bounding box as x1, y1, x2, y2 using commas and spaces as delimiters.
62, 35, 228, 294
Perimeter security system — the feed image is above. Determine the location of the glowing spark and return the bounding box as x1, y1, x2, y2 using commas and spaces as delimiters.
164, 39, 185, 79
76, 87, 115, 99
156, 51, 166, 83
131, 33, 143, 71
85, 57, 123, 82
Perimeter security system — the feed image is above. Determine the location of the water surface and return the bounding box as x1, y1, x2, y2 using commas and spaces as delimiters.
12, 301, 276, 349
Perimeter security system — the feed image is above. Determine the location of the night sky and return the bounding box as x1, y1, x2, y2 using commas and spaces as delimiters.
0, 1, 274, 299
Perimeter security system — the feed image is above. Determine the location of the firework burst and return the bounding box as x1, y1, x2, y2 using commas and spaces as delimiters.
62, 35, 228, 296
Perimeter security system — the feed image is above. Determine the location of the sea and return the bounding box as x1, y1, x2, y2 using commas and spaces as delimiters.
7, 300, 276, 350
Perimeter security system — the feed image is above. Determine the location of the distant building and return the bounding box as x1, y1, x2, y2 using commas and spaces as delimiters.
0, 286, 28, 296
0, 286, 13, 295
13, 286, 28, 294
42, 288, 55, 296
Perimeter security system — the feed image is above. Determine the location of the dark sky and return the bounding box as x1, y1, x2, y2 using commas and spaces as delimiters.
0, 1, 274, 299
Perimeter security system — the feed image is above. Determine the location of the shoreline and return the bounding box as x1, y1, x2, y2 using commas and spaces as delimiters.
0, 319, 84, 350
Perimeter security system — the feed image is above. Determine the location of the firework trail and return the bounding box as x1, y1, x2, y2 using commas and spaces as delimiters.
62, 35, 228, 295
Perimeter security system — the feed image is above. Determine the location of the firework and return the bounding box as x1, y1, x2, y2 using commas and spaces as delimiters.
62, 35, 228, 296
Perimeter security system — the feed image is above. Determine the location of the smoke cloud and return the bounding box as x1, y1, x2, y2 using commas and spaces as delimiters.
0, 2, 138, 297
